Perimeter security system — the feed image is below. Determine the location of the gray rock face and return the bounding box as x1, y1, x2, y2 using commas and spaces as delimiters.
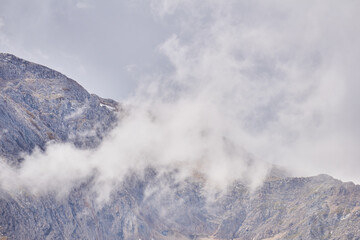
1, 170, 360, 240
0, 53, 360, 240
0, 53, 119, 165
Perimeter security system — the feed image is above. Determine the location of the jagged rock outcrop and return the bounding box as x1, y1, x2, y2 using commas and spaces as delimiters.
0, 53, 119, 165
0, 54, 360, 240
1, 169, 360, 240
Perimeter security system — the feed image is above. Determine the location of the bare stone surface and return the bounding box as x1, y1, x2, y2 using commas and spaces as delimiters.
0, 54, 359, 240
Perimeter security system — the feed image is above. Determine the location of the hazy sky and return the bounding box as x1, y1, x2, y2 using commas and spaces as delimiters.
1, 0, 360, 192
0, 0, 174, 100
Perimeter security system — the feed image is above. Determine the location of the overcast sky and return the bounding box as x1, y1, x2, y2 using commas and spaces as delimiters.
0, 0, 176, 100
1, 0, 360, 185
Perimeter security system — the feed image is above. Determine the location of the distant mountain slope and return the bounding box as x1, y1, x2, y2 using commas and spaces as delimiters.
0, 168, 359, 240
0, 53, 119, 164
0, 54, 359, 240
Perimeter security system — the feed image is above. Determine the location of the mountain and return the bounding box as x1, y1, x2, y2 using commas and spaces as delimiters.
0, 53, 119, 165
0, 53, 360, 240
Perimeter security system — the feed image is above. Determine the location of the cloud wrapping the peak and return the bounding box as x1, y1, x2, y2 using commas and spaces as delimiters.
149, 0, 360, 182
0, 0, 360, 201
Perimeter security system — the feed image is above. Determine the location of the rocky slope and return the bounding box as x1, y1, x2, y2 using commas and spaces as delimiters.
0, 53, 360, 240
0, 53, 119, 165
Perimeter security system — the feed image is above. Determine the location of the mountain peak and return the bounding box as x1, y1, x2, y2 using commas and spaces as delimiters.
0, 53, 66, 82
1, 54, 360, 240
0, 54, 119, 164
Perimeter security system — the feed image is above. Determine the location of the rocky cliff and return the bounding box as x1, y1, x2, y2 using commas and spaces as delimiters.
0, 53, 119, 165
0, 53, 359, 240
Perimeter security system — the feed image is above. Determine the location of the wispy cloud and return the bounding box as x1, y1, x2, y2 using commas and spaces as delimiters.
0, 0, 360, 202
150, 0, 360, 183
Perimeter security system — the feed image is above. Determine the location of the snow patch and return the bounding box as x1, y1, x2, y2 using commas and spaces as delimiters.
100, 103, 116, 111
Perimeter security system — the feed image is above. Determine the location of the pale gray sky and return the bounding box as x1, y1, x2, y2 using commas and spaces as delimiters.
0, 0, 175, 100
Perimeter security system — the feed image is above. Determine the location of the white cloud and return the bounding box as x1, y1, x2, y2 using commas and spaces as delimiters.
149, 0, 360, 183
0, 0, 360, 202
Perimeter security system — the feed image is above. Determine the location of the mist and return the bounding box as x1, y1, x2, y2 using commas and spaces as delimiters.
1, 0, 360, 200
